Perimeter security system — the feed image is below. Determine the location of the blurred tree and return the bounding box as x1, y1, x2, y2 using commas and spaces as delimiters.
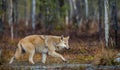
37, 0, 68, 31
76, 0, 83, 27
65, 0, 69, 25
112, 1, 118, 47
1, 0, 7, 22
98, 0, 102, 42
68, 0, 82, 26
8, 0, 14, 40
24, 0, 28, 26
68, 0, 75, 24
0, 0, 4, 33
85, 0, 88, 19
104, 0, 109, 47
13, 0, 18, 24
0, 0, 119, 43
13, 0, 18, 38
31, 0, 36, 31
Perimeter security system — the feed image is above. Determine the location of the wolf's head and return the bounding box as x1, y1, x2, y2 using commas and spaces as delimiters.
56, 35, 70, 50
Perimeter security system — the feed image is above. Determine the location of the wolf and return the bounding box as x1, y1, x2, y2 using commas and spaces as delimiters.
9, 35, 70, 64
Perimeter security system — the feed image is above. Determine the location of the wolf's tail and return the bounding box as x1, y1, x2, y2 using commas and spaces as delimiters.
18, 42, 25, 54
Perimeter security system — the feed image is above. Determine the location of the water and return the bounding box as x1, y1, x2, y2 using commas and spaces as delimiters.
1, 63, 120, 70
9, 64, 92, 70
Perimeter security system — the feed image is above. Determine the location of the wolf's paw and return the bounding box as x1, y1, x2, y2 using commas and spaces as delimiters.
63, 59, 69, 63
29, 61, 35, 64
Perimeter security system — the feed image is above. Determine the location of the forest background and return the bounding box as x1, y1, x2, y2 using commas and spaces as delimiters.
0, 0, 120, 67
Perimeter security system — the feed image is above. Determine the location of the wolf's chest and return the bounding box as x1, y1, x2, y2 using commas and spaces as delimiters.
35, 46, 48, 53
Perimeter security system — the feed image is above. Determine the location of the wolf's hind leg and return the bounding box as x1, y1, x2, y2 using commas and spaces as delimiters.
9, 48, 22, 64
9, 56, 15, 64
28, 49, 35, 64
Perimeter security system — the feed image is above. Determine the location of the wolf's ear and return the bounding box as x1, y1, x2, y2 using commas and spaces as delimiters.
61, 35, 64, 40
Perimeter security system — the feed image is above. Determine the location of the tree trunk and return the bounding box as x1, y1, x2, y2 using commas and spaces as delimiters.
104, 0, 109, 47
13, 0, 18, 38
65, 0, 69, 25
112, 1, 118, 47
76, 0, 82, 27
85, 0, 88, 18
31, 0, 36, 31
25, 0, 28, 26
69, 0, 73, 19
98, 0, 102, 41
68, 0, 75, 24
65, 10, 69, 25
14, 0, 18, 24
8, 0, 13, 40
2, 0, 7, 23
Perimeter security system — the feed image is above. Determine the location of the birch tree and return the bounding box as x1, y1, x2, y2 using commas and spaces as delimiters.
85, 0, 88, 18
68, 0, 77, 24
31, 0, 36, 31
65, 9, 69, 25
25, 0, 28, 26
8, 0, 13, 40
69, 0, 82, 26
104, 0, 109, 47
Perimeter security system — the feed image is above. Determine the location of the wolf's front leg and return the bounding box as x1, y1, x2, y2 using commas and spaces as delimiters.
48, 51, 67, 62
42, 53, 47, 64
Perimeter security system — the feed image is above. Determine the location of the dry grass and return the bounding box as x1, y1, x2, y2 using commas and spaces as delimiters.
93, 49, 118, 65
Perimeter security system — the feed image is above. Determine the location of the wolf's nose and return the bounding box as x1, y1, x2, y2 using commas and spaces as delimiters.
68, 47, 71, 50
